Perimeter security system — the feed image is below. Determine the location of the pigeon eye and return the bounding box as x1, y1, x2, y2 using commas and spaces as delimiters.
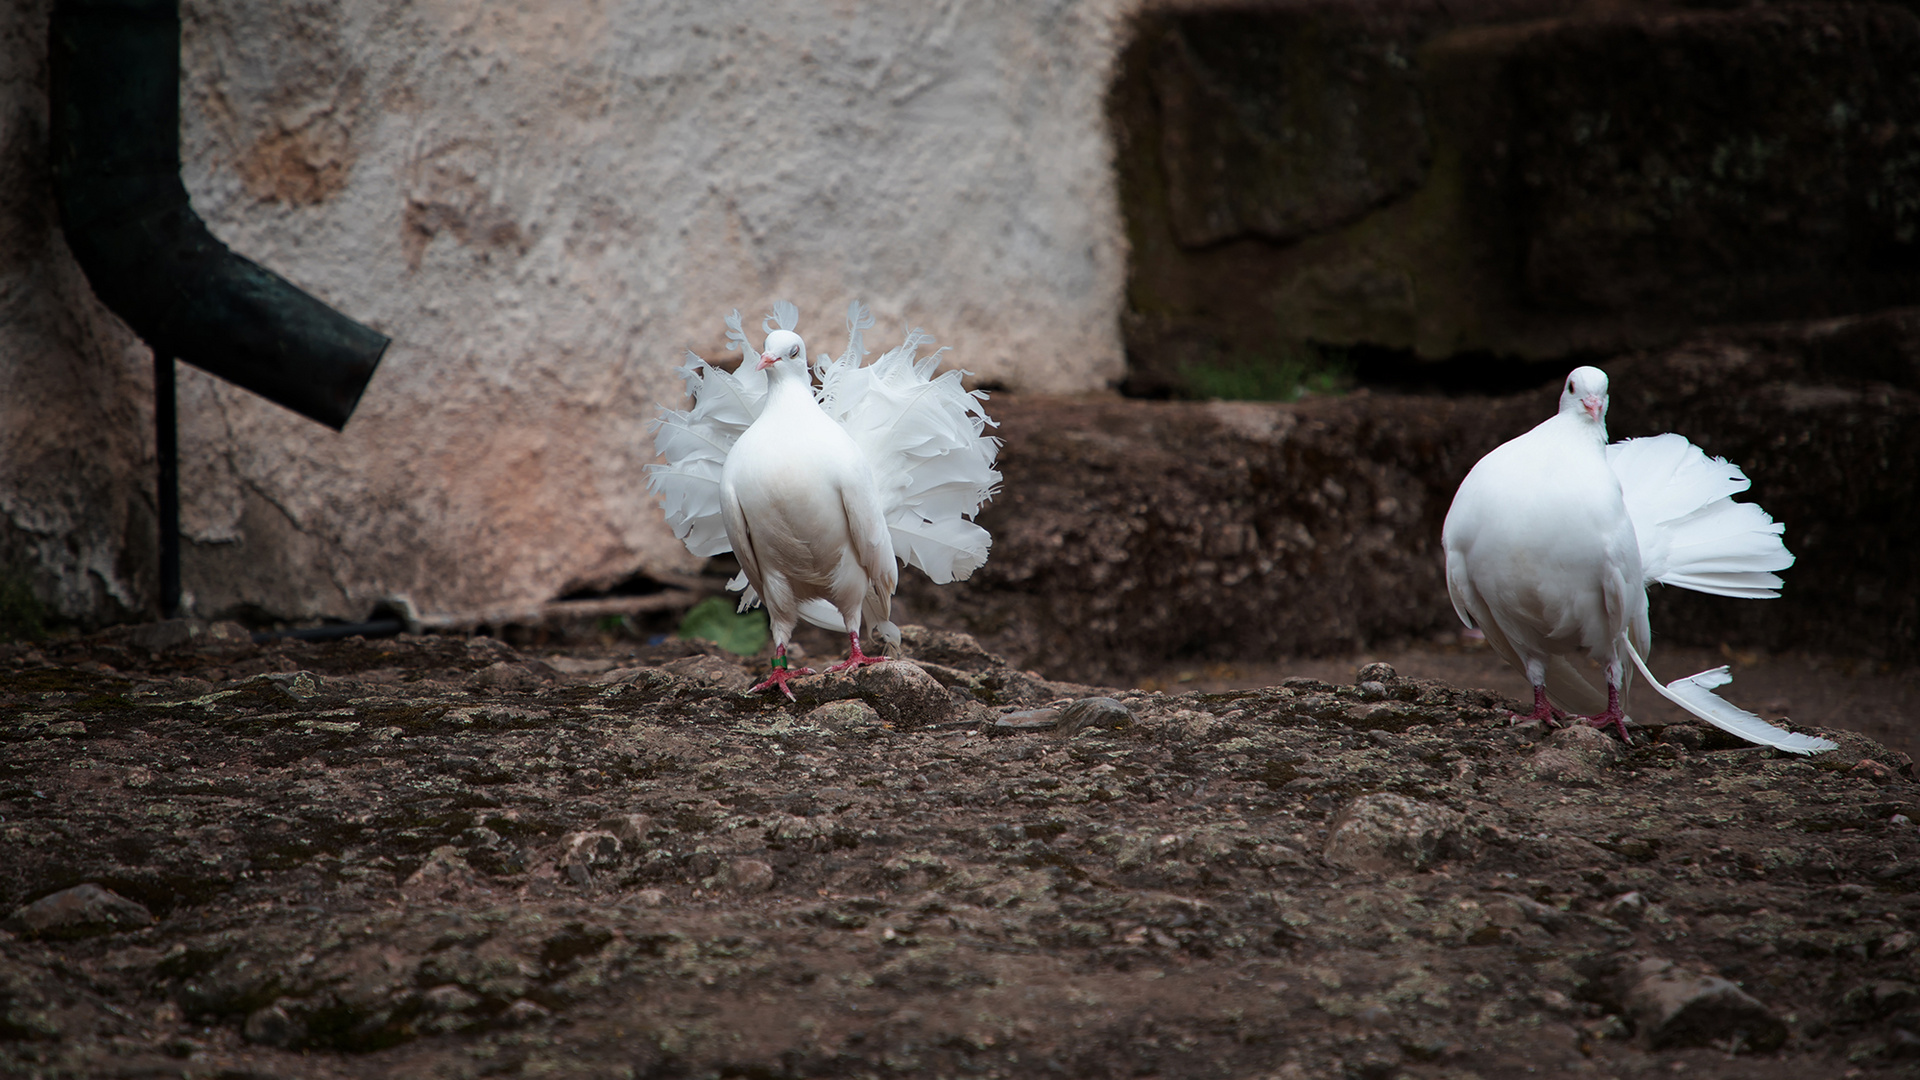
788, 345, 799, 359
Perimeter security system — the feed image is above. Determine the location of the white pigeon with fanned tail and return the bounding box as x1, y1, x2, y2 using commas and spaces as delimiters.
646, 301, 1000, 697
1442, 366, 1835, 755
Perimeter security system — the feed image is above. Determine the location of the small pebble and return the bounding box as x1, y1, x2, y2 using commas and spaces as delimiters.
499, 999, 552, 1027
1355, 662, 1396, 683
1622, 957, 1787, 1051
1847, 759, 1895, 785
1057, 696, 1132, 735
1607, 891, 1646, 922
4, 883, 153, 940
993, 708, 1060, 733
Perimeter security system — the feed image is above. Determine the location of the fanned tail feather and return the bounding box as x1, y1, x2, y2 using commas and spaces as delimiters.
820, 300, 875, 381
1607, 434, 1794, 597
644, 465, 729, 555
815, 302, 876, 409
646, 329, 773, 558
1601, 433, 1818, 750
766, 300, 800, 334
823, 321, 1000, 582
890, 516, 994, 585
723, 310, 753, 362
1622, 637, 1837, 755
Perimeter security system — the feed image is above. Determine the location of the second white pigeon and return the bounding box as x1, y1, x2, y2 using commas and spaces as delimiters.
1441, 366, 1836, 755
646, 301, 1001, 698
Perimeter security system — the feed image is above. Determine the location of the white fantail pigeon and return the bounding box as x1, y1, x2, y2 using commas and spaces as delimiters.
1442, 366, 1837, 755
646, 301, 1000, 698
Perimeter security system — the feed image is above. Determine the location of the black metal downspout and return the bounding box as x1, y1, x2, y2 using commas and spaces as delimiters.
47, 0, 390, 617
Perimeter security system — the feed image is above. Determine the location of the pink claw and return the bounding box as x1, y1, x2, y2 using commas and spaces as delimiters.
750, 647, 815, 700
826, 631, 888, 674
1573, 682, 1632, 743
1507, 684, 1560, 726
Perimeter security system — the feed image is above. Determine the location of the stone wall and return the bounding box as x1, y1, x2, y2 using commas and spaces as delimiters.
1, 0, 1130, 628
1116, 0, 1920, 394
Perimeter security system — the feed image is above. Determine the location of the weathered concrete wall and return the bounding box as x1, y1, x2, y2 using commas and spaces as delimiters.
1, 0, 1130, 627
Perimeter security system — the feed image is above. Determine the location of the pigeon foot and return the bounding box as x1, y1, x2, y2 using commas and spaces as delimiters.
751, 649, 815, 700
826, 632, 889, 674
1506, 685, 1560, 727
1579, 709, 1633, 743
750, 665, 815, 700
1573, 682, 1631, 743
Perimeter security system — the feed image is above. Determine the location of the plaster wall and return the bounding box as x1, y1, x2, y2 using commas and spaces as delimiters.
1, 0, 1130, 625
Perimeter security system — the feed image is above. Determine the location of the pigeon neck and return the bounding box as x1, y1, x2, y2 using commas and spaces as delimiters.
1554, 410, 1608, 445
762, 360, 815, 406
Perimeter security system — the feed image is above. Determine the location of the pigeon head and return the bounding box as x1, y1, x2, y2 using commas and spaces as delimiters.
1560, 366, 1610, 427
758, 329, 807, 374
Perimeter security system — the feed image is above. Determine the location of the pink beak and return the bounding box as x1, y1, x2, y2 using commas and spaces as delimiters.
1582, 395, 1604, 421
757, 352, 777, 370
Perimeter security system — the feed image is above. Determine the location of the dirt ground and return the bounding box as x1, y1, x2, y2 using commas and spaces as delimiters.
3, 623, 1918, 1080
1139, 636, 1920, 763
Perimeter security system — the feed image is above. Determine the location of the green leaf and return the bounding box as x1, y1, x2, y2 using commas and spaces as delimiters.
676, 596, 770, 656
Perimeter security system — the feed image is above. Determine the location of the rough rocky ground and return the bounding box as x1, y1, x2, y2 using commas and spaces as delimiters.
1140, 638, 1920, 763
3, 624, 1919, 1080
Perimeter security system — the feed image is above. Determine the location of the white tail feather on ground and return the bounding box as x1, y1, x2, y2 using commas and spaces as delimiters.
1622, 636, 1837, 755
1607, 433, 1793, 598
646, 301, 1000, 626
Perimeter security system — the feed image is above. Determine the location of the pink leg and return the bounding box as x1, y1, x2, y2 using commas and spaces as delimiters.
826, 631, 889, 673
1507, 684, 1560, 726
1576, 678, 1632, 743
749, 645, 815, 700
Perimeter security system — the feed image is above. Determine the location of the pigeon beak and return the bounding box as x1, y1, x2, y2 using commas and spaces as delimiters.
757, 352, 778, 371
1583, 395, 1604, 422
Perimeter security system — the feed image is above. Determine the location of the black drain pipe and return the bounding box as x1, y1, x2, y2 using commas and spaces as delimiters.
47, 0, 390, 617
